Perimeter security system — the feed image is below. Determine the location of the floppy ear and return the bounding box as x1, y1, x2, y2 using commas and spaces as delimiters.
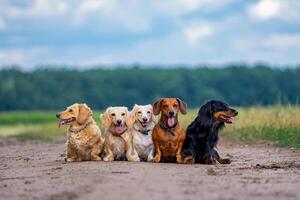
77, 104, 92, 125
176, 98, 187, 115
125, 109, 135, 128
153, 99, 163, 115
198, 101, 213, 128
147, 104, 158, 124
131, 104, 139, 120
100, 108, 112, 129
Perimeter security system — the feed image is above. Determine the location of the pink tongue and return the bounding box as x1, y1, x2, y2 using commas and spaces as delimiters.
115, 126, 123, 134
167, 118, 175, 127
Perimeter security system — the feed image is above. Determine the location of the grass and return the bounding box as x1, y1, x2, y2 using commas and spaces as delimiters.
0, 106, 299, 148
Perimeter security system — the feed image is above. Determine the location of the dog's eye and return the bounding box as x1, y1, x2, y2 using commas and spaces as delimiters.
147, 111, 151, 114
121, 113, 125, 116
163, 104, 168, 108
138, 111, 142, 114
173, 104, 178, 108
111, 113, 116, 117
69, 109, 73, 112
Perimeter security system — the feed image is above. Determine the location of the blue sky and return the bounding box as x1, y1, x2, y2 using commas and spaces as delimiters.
0, 0, 300, 69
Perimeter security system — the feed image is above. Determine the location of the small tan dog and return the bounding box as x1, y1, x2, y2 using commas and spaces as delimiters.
56, 103, 104, 162
101, 106, 139, 162
131, 104, 157, 161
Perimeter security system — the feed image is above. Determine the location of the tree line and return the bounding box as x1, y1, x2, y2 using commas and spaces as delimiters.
0, 65, 299, 110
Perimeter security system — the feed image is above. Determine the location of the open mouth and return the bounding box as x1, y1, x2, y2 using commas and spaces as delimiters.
167, 117, 176, 127
219, 114, 235, 124
139, 120, 148, 128
114, 123, 125, 135
59, 117, 75, 127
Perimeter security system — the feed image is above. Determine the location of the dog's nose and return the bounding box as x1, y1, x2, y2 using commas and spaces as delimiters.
56, 113, 60, 118
142, 117, 147, 122
168, 110, 174, 117
117, 119, 122, 124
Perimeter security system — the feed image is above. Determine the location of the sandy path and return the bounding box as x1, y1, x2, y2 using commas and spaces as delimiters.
0, 138, 299, 200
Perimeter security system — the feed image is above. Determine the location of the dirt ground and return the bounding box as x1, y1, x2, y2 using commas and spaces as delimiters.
0, 138, 299, 200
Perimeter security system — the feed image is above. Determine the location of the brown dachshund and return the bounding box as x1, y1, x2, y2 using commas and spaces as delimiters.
151, 98, 187, 163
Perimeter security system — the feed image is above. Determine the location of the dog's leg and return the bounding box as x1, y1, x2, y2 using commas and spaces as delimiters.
66, 142, 78, 162
152, 141, 161, 163
147, 148, 154, 162
176, 141, 184, 164
90, 144, 101, 161
125, 139, 140, 162
213, 149, 231, 164
205, 156, 217, 165
103, 143, 114, 162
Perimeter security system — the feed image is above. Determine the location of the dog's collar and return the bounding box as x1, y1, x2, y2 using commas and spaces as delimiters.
159, 120, 177, 136
138, 129, 151, 135
69, 119, 93, 134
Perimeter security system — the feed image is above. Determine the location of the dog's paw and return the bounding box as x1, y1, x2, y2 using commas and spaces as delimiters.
103, 156, 113, 162
151, 155, 161, 163
205, 156, 217, 165
217, 157, 231, 164
183, 156, 195, 164
91, 156, 102, 161
66, 157, 77, 162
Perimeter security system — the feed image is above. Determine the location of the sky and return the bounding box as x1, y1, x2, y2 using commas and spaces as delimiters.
0, 0, 300, 69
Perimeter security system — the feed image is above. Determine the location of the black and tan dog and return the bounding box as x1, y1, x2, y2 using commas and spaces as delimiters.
182, 100, 238, 164
151, 98, 187, 163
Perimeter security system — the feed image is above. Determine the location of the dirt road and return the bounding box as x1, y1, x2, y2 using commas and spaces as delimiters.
0, 138, 299, 200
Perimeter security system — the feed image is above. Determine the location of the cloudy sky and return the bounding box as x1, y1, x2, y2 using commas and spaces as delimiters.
0, 0, 300, 69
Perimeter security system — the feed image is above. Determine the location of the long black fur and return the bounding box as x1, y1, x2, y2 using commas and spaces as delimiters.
182, 100, 237, 164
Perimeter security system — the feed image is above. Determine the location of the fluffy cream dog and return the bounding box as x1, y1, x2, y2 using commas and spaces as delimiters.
131, 104, 157, 161
101, 106, 139, 162
57, 103, 104, 162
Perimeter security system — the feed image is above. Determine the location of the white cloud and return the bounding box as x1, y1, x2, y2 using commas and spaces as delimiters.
0, 47, 51, 69
263, 33, 300, 49
248, 0, 300, 22
157, 0, 234, 16
183, 22, 214, 46
2, 0, 68, 18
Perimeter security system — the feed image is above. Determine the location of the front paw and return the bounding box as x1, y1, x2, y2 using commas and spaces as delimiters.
91, 156, 102, 161
205, 156, 217, 165
66, 157, 77, 162
217, 157, 231, 164
183, 156, 195, 164
176, 156, 183, 164
151, 155, 161, 163
128, 155, 140, 162
103, 156, 113, 162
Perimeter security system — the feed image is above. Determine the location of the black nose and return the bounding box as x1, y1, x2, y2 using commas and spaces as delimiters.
56, 113, 60, 118
168, 110, 174, 117
143, 117, 147, 122
117, 119, 122, 124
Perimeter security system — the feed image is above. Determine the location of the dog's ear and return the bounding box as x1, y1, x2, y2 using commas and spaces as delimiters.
176, 98, 187, 115
147, 104, 158, 124
100, 107, 112, 129
77, 104, 92, 125
125, 108, 135, 128
198, 101, 213, 127
153, 98, 163, 115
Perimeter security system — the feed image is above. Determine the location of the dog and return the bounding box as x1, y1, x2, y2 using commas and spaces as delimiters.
101, 106, 140, 162
151, 98, 187, 163
182, 100, 238, 164
131, 104, 157, 161
56, 103, 104, 162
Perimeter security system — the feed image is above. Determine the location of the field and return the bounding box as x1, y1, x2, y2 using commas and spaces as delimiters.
1, 106, 300, 200
0, 106, 299, 147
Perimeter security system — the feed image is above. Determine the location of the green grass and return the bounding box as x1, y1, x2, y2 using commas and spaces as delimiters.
0, 107, 299, 148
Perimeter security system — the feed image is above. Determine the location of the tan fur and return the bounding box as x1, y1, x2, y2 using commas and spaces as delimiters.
100, 106, 139, 162
58, 103, 104, 162
151, 98, 187, 163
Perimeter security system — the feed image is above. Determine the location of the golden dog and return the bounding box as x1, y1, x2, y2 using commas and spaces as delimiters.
57, 103, 104, 162
101, 106, 139, 162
